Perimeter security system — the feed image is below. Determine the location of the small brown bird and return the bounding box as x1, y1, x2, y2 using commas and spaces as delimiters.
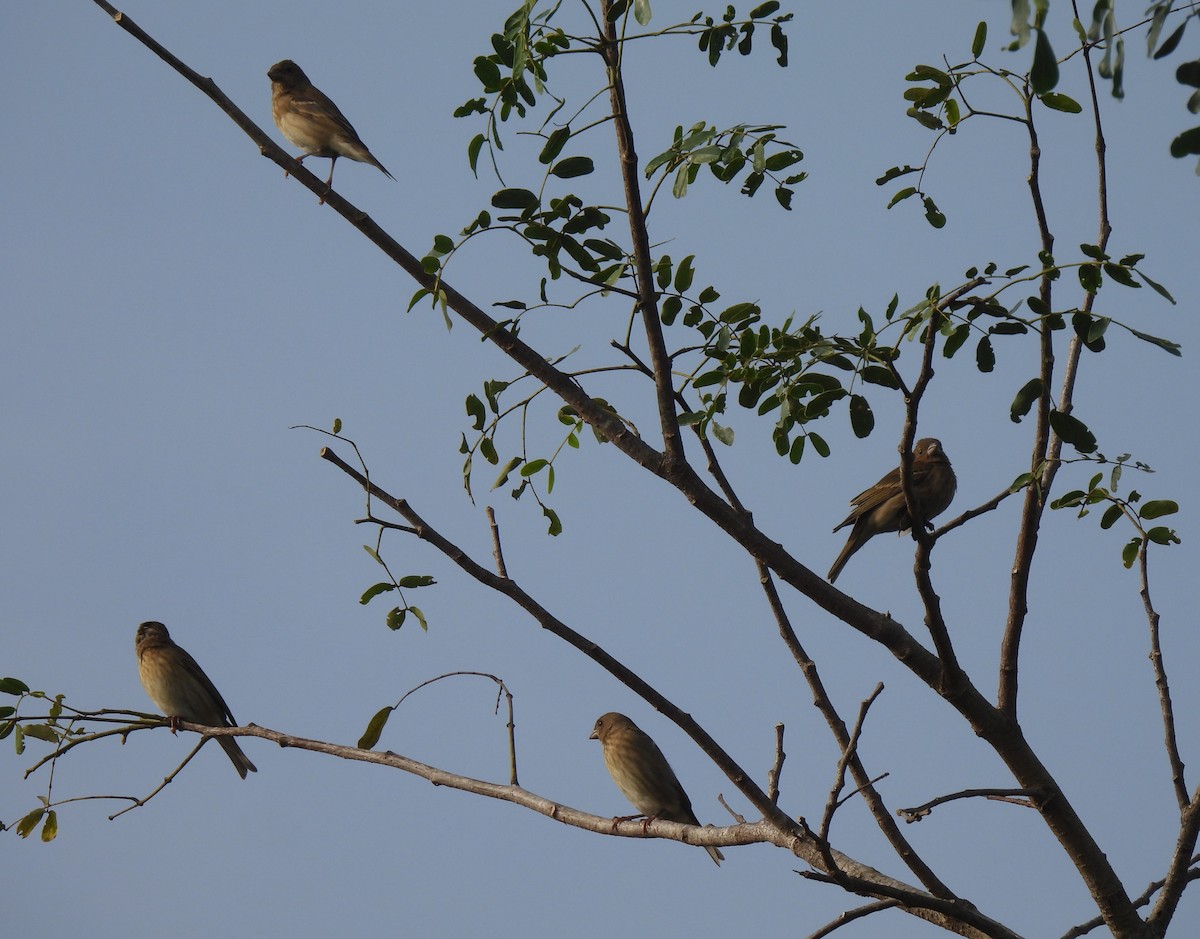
590, 712, 724, 866
135, 621, 257, 779
827, 437, 957, 583
267, 59, 394, 198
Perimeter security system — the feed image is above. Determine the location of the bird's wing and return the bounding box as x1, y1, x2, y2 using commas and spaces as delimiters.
290, 89, 362, 142
176, 647, 239, 727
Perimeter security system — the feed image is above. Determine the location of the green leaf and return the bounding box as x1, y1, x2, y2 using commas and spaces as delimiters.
675, 255, 696, 292
40, 810, 58, 843
360, 582, 396, 605
22, 724, 60, 743
386, 607, 406, 630
849, 394, 874, 438
1031, 28, 1059, 94
633, 0, 652, 27
1100, 504, 1123, 530
359, 706, 393, 749
539, 127, 571, 165
1146, 526, 1180, 546
976, 335, 995, 372
1040, 92, 1082, 113
1135, 269, 1176, 304
923, 195, 946, 228
1103, 263, 1139, 288
711, 421, 734, 446
887, 186, 918, 209
1078, 263, 1102, 292
520, 458, 549, 477
467, 133, 486, 176
749, 0, 780, 16
809, 432, 830, 458
1049, 410, 1098, 453
550, 156, 595, 178
0, 677, 30, 696
972, 21, 987, 58
543, 506, 563, 536
492, 456, 523, 490
491, 188, 540, 210
397, 575, 435, 589
16, 808, 43, 838
1124, 326, 1181, 357
1010, 377, 1044, 423
1140, 500, 1179, 520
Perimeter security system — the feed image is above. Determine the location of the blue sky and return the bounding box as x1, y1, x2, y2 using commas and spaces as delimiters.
4, 2, 1198, 936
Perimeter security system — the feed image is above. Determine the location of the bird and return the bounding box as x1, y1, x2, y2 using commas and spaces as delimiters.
827, 437, 957, 583
267, 59, 393, 200
135, 621, 257, 779
590, 712, 724, 866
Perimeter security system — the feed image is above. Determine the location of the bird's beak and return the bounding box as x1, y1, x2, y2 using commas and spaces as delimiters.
588, 729, 599, 741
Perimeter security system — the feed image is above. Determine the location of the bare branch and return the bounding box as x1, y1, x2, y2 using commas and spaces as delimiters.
1138, 541, 1187, 808
805, 901, 902, 939
767, 723, 786, 805
897, 789, 1041, 824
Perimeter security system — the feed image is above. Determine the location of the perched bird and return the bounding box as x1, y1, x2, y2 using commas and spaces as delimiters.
827, 437, 957, 583
267, 59, 394, 199
590, 712, 724, 866
135, 621, 257, 779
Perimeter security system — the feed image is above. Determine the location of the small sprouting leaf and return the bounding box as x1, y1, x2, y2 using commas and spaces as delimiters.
360, 583, 397, 605
359, 706, 393, 750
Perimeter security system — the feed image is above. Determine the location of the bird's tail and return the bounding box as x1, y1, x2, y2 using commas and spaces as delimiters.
217, 735, 258, 779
